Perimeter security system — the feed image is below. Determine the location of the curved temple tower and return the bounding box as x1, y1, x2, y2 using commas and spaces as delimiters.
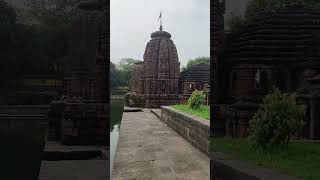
127, 26, 180, 108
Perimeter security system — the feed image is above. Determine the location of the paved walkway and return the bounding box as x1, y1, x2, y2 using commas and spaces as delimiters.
112, 109, 210, 180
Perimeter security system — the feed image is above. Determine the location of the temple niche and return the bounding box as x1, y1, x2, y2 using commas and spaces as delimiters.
127, 28, 180, 108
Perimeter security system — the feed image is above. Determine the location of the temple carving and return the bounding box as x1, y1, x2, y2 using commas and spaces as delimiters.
127, 28, 181, 108
48, 0, 108, 146
211, 3, 320, 140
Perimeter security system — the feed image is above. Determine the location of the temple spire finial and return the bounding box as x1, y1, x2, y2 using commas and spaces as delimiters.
158, 11, 163, 31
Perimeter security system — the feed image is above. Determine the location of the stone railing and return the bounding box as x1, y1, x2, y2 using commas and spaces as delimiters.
161, 106, 210, 155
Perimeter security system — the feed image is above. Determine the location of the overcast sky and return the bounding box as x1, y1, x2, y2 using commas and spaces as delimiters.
110, 0, 210, 66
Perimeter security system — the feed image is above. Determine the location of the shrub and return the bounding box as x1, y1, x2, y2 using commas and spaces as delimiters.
249, 87, 304, 151
227, 15, 247, 33
188, 90, 205, 110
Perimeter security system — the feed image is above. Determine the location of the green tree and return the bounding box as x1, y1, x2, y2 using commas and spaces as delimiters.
227, 0, 320, 32
0, 0, 19, 93
246, 0, 320, 23
17, 0, 80, 27
110, 58, 140, 89
110, 62, 118, 88
117, 58, 139, 71
116, 58, 140, 87
182, 56, 210, 72
14, 0, 81, 76
226, 14, 246, 33
249, 87, 304, 151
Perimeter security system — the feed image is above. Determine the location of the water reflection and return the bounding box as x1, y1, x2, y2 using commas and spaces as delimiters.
110, 99, 124, 175
110, 124, 119, 174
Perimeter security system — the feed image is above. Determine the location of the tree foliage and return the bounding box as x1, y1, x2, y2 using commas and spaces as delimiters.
17, 0, 80, 28
226, 14, 247, 33
0, 0, 16, 24
110, 58, 140, 89
227, 0, 320, 32
249, 87, 304, 151
8, 0, 81, 77
0, 0, 19, 93
0, 0, 78, 94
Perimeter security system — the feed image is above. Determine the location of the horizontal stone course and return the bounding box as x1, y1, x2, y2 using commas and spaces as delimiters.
161, 106, 210, 156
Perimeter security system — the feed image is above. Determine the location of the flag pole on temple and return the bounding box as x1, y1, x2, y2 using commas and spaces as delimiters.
158, 11, 162, 31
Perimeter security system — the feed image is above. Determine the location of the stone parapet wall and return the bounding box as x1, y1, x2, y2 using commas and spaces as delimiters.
210, 152, 299, 180
125, 93, 145, 107
126, 94, 180, 108
145, 94, 180, 108
161, 106, 210, 155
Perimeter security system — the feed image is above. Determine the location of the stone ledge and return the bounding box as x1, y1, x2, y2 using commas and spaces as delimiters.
210, 152, 300, 180
161, 106, 210, 126
160, 106, 210, 156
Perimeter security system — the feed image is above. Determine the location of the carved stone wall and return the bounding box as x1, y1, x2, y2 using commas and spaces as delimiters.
128, 29, 180, 107
143, 31, 180, 95
130, 62, 144, 94
217, 7, 320, 140
65, 7, 106, 102
48, 1, 108, 146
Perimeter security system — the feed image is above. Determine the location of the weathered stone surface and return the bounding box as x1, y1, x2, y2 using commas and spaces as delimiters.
181, 63, 210, 95
161, 106, 210, 155
39, 160, 109, 180
127, 28, 180, 108
65, 8, 107, 102
213, 5, 320, 139
211, 152, 300, 180
48, 3, 108, 146
112, 109, 209, 179
48, 101, 107, 145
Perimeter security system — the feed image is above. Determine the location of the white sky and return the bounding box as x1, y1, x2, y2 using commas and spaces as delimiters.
110, 0, 210, 66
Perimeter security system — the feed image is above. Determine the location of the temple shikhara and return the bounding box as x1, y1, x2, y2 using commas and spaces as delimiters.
126, 24, 181, 108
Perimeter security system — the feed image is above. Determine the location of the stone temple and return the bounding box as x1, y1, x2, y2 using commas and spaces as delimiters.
48, 0, 108, 146
126, 26, 181, 108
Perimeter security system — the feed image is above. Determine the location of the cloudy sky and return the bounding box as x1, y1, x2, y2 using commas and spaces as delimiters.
110, 0, 210, 66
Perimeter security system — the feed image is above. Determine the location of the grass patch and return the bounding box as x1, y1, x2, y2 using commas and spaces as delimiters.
172, 104, 210, 120
210, 137, 320, 180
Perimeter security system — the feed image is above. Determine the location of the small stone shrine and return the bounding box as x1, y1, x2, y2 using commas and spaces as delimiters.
180, 63, 210, 103
127, 21, 181, 108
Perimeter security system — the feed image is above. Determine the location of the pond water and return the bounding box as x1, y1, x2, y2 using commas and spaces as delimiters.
110, 99, 124, 175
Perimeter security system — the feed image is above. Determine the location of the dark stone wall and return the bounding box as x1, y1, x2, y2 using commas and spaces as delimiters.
210, 152, 299, 180
161, 106, 210, 155
48, 101, 107, 146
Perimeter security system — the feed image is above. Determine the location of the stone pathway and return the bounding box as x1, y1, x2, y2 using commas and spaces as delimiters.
112, 109, 210, 180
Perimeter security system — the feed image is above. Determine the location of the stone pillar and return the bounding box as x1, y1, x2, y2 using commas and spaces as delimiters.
211, 105, 227, 137
309, 98, 320, 139
310, 99, 315, 139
